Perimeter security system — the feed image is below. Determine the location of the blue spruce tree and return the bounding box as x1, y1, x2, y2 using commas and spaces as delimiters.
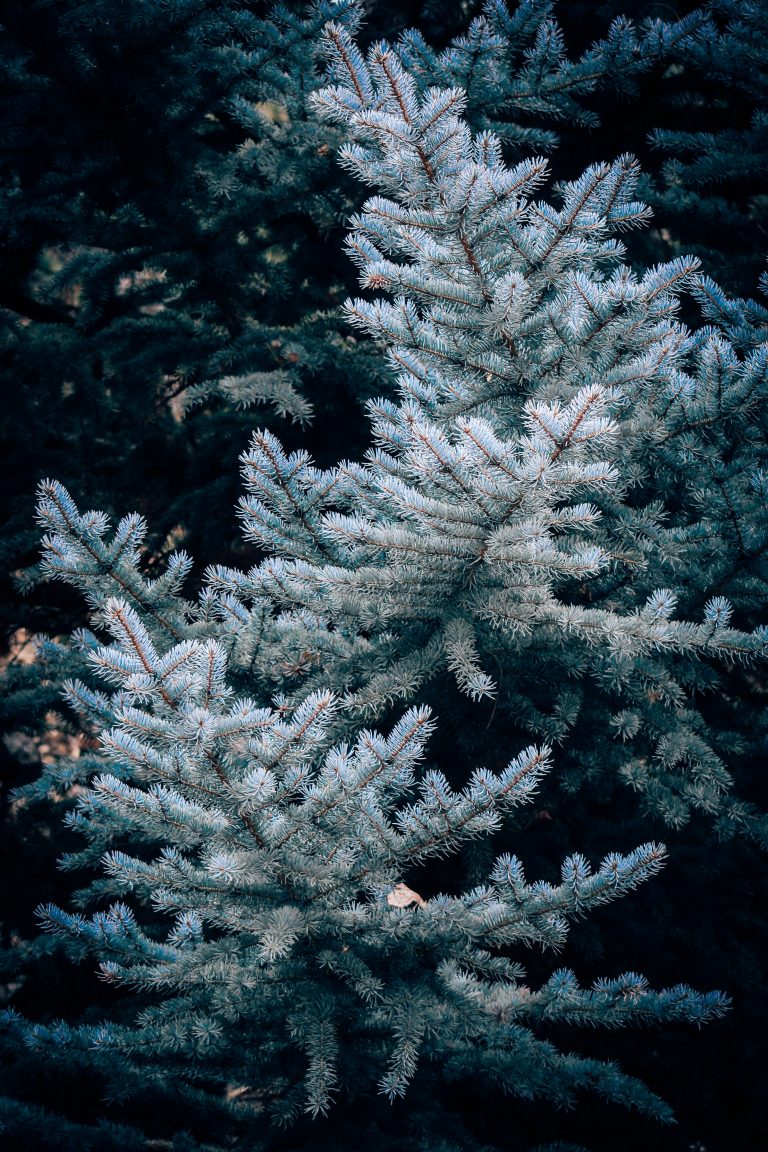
202, 22, 768, 843
6, 14, 762, 1150
2, 490, 726, 1149
5, 3, 768, 1150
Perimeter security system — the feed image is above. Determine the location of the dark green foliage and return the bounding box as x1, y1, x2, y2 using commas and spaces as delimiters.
0, 0, 387, 620
644, 0, 768, 296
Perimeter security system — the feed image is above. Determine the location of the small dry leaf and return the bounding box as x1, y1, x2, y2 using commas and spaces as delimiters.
387, 883, 426, 909
226, 1080, 286, 1112
226, 1084, 255, 1102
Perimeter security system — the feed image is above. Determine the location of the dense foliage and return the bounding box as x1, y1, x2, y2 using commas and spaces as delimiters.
2, 3, 767, 1151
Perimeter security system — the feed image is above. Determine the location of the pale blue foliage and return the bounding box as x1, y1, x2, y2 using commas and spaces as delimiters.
7, 537, 726, 1125
201, 24, 768, 840
9, 5, 759, 1139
